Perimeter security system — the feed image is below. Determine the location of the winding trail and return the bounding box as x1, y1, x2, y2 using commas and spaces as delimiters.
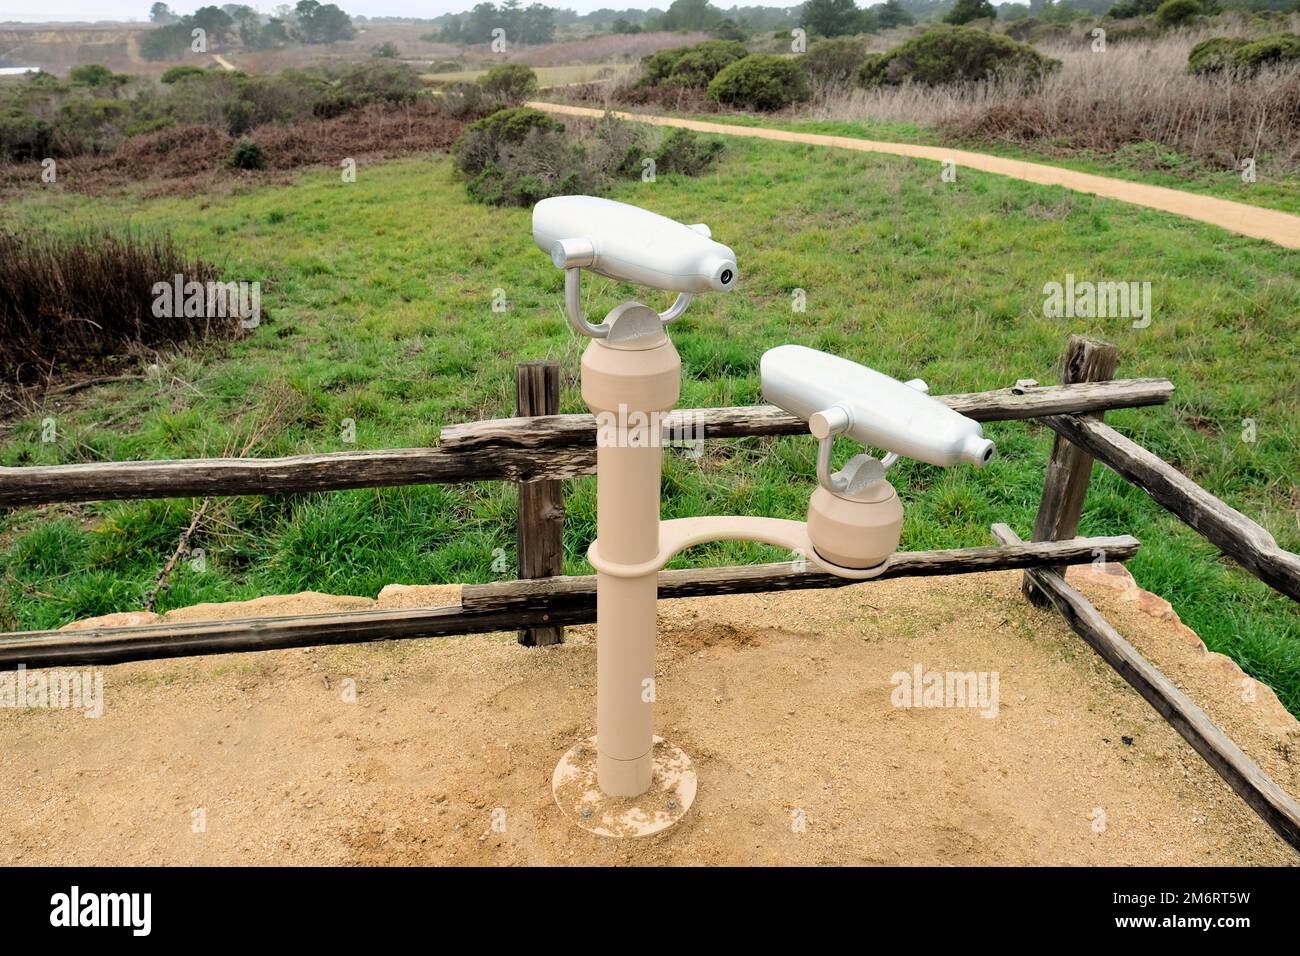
530, 102, 1300, 251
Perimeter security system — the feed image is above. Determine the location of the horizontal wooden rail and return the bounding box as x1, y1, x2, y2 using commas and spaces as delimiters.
459, 532, 1138, 613
994, 524, 1300, 852
0, 534, 1136, 670
0, 379, 1172, 508
0, 445, 594, 508
440, 378, 1174, 449
1041, 414, 1300, 603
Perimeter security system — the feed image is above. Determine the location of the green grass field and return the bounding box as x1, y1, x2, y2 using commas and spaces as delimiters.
1, 136, 1297, 711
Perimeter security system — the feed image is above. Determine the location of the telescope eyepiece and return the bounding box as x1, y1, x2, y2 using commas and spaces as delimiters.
551, 237, 595, 271
704, 257, 737, 292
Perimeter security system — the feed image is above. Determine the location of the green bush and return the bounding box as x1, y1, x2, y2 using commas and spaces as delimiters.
139, 21, 193, 60
663, 43, 750, 88
454, 109, 725, 207
453, 106, 564, 176
1187, 35, 1246, 73
1109, 0, 1161, 17
640, 45, 693, 85
712, 18, 747, 41
23, 71, 61, 90
165, 69, 325, 132
439, 66, 538, 120
439, 81, 489, 119
587, 112, 653, 178
122, 114, 176, 137
466, 160, 586, 208
55, 97, 131, 153
640, 40, 748, 89
463, 121, 589, 207
228, 140, 266, 170
707, 54, 811, 111
165, 72, 254, 132
943, 0, 996, 25
69, 64, 122, 88
1187, 32, 1300, 73
160, 65, 207, 85
857, 25, 1060, 87
0, 114, 53, 161
653, 126, 724, 175
465, 106, 561, 146
1154, 0, 1202, 26
241, 71, 330, 127
478, 64, 538, 106
1234, 32, 1300, 70
801, 37, 869, 86
1000, 15, 1039, 40
316, 60, 422, 117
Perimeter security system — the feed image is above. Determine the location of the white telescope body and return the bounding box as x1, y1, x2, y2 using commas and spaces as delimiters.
761, 345, 995, 469
533, 195, 738, 294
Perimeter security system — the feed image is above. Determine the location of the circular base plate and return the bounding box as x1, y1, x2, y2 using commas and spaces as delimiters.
552, 736, 696, 838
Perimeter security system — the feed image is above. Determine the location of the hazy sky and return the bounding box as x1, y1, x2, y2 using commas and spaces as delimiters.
0, 0, 809, 21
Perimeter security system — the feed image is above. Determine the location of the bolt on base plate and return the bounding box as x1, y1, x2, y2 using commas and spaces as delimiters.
552, 736, 697, 837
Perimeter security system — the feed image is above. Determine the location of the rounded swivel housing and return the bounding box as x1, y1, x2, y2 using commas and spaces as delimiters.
761, 346, 998, 572
806, 457, 903, 570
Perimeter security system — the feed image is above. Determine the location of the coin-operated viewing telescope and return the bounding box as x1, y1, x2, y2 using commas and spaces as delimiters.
534, 196, 994, 838
533, 194, 737, 294
761, 344, 995, 571
532, 195, 737, 347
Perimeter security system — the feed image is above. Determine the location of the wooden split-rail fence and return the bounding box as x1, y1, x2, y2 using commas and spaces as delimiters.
1, 335, 1297, 850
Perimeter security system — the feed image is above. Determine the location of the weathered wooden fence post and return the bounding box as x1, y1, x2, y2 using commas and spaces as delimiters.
1024, 335, 1119, 607
515, 361, 565, 646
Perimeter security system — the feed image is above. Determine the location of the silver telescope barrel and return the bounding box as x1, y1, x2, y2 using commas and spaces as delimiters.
533, 196, 738, 295
760, 345, 995, 469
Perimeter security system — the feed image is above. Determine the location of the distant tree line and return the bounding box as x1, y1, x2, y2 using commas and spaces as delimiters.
426, 1, 556, 44
426, 0, 814, 42
425, 0, 1299, 45
142, 2, 355, 60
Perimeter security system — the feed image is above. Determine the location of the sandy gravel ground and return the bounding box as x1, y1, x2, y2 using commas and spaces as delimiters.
1, 565, 1296, 866
531, 103, 1300, 251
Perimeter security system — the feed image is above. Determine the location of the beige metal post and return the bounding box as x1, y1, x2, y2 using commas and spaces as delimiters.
553, 325, 919, 835
580, 334, 681, 797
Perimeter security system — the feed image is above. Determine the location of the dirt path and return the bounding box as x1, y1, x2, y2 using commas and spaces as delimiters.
1, 566, 1296, 865
531, 102, 1300, 251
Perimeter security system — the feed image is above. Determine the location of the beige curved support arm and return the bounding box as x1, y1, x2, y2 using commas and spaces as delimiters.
563, 268, 694, 341
564, 268, 610, 339
587, 515, 892, 581
658, 292, 693, 324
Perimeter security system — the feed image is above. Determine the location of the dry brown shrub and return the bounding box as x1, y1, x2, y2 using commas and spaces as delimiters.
0, 103, 465, 196
809, 26, 1300, 173
0, 229, 232, 384
254, 103, 465, 166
